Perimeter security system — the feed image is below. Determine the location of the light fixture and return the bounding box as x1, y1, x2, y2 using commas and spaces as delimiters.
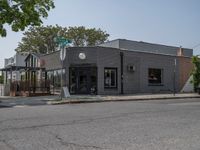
79, 53, 86, 60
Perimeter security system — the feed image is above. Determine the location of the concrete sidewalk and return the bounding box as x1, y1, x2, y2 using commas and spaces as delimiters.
50, 93, 200, 105
1, 93, 200, 107
0, 96, 58, 107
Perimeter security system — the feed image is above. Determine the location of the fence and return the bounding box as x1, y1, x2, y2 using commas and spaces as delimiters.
10, 80, 51, 96
0, 84, 4, 96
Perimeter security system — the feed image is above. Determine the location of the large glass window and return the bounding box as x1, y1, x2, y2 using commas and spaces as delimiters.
47, 71, 54, 84
148, 68, 163, 85
104, 68, 117, 88
47, 69, 65, 88
54, 70, 62, 87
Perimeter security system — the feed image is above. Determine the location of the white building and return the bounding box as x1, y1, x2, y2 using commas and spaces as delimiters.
0, 53, 27, 96
4, 53, 27, 83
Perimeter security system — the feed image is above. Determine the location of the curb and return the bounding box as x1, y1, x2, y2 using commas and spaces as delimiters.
49, 95, 200, 105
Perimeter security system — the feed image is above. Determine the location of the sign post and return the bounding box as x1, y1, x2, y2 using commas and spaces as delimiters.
60, 47, 65, 100
173, 58, 176, 96
54, 36, 72, 100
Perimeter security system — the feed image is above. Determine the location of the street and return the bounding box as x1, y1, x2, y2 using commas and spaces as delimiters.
0, 98, 200, 150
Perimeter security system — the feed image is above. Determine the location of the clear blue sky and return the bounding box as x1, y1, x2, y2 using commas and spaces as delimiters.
0, 0, 200, 68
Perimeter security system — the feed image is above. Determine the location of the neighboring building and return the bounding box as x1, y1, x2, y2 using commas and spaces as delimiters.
0, 52, 49, 96
24, 53, 45, 82
0, 53, 27, 96
3, 53, 27, 83
0, 39, 193, 96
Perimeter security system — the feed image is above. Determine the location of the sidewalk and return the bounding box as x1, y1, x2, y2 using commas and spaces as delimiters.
1, 93, 200, 107
50, 93, 200, 105
0, 96, 58, 107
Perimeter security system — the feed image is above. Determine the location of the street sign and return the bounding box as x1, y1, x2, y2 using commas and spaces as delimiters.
54, 36, 71, 61
54, 36, 72, 100
54, 37, 72, 48
60, 48, 66, 61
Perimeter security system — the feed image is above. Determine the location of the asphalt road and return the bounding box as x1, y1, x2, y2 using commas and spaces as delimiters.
0, 98, 200, 150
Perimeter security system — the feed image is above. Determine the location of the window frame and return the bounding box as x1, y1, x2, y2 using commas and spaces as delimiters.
104, 67, 118, 89
148, 68, 164, 86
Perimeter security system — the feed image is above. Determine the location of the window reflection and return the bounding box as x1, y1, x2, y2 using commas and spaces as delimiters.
47, 69, 65, 93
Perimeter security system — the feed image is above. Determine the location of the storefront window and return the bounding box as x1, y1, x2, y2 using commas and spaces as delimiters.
104, 68, 117, 88
54, 70, 61, 87
148, 68, 163, 85
47, 69, 65, 88
47, 71, 54, 85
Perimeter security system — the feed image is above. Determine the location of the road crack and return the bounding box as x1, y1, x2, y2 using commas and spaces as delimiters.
47, 131, 105, 149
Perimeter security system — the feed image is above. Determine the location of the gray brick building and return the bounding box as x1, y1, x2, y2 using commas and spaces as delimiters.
40, 39, 193, 95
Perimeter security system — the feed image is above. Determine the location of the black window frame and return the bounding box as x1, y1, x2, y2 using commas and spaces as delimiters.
148, 68, 164, 86
104, 68, 118, 89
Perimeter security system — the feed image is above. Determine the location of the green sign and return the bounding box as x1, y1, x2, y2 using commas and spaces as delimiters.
54, 37, 72, 47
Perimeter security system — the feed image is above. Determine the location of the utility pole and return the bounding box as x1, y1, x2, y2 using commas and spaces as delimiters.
54, 35, 71, 100
173, 58, 176, 96
60, 46, 65, 100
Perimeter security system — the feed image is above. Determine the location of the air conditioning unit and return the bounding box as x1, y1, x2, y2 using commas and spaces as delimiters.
127, 65, 136, 72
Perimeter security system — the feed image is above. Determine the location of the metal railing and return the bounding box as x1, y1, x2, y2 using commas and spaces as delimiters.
10, 80, 51, 96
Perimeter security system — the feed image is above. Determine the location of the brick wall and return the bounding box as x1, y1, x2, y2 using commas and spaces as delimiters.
177, 57, 193, 91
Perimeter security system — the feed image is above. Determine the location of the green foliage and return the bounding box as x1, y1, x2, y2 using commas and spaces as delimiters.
16, 25, 67, 53
67, 26, 109, 47
15, 25, 109, 54
0, 0, 55, 37
0, 75, 3, 84
191, 56, 200, 91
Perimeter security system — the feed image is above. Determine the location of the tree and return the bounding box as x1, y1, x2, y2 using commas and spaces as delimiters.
0, 0, 55, 37
67, 26, 109, 47
16, 25, 67, 53
16, 25, 109, 54
191, 56, 200, 92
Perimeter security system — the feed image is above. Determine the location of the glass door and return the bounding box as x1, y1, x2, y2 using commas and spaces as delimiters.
77, 69, 89, 94
69, 67, 97, 94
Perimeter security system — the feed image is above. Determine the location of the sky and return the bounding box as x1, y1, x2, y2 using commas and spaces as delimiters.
0, 0, 200, 68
